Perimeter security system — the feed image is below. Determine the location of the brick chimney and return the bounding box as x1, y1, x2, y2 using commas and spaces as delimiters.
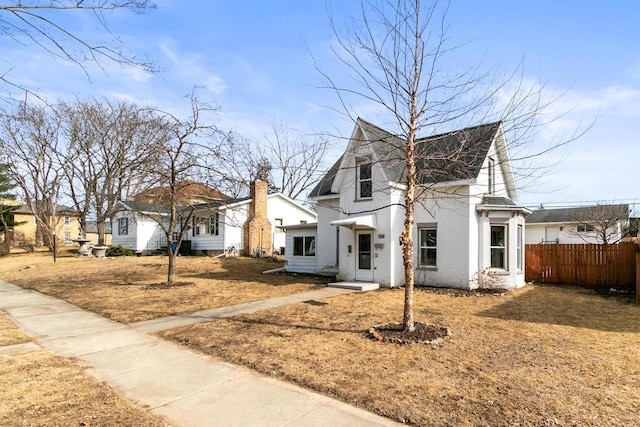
243, 180, 272, 256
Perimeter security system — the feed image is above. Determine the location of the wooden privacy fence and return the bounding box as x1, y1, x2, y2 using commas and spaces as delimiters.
525, 243, 639, 295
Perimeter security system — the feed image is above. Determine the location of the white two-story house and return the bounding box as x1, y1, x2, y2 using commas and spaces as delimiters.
283, 118, 531, 289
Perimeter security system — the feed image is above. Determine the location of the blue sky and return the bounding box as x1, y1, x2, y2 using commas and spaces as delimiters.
1, 1, 638, 212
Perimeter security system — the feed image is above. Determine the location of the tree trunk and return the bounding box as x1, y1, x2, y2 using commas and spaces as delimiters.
167, 249, 176, 285
97, 221, 105, 246
402, 124, 417, 332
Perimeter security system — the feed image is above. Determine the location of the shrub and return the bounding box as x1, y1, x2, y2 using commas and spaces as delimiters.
106, 245, 134, 257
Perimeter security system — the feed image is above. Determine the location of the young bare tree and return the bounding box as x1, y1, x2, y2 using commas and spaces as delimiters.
139, 92, 227, 285
0, 103, 68, 257
58, 97, 165, 245
0, 1, 155, 94
318, 0, 578, 331
566, 204, 630, 244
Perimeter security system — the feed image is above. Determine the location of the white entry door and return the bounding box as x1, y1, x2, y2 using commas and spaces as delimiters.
355, 230, 374, 281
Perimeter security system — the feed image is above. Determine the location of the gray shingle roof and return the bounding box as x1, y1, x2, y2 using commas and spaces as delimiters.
120, 200, 171, 214
85, 221, 111, 234
310, 118, 501, 197
482, 196, 516, 206
526, 204, 629, 224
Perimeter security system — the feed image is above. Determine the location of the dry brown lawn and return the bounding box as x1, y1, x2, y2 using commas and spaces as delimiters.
0, 351, 172, 426
0, 314, 32, 347
0, 315, 170, 426
159, 285, 640, 426
0, 250, 325, 323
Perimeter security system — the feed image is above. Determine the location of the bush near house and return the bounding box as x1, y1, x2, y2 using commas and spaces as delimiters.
105, 245, 134, 257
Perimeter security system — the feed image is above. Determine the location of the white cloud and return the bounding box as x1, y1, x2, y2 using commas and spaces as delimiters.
158, 41, 227, 95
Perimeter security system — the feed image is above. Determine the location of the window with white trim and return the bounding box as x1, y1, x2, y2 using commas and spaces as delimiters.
118, 217, 128, 235
63, 216, 70, 226
357, 162, 372, 199
418, 228, 437, 267
208, 213, 220, 235
63, 231, 71, 242
293, 236, 315, 256
517, 224, 523, 271
577, 224, 595, 232
490, 225, 506, 269
488, 157, 496, 195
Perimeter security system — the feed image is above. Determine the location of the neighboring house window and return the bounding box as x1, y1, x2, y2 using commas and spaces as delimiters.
418, 228, 437, 267
488, 157, 496, 195
192, 216, 202, 236
358, 162, 372, 199
293, 236, 315, 256
208, 213, 220, 236
63, 216, 70, 226
118, 217, 128, 235
577, 224, 595, 232
172, 232, 180, 241
63, 232, 71, 242
517, 225, 523, 271
490, 225, 506, 269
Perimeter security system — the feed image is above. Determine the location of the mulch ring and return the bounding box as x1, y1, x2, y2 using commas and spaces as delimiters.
417, 286, 508, 297
139, 282, 195, 290
368, 322, 452, 345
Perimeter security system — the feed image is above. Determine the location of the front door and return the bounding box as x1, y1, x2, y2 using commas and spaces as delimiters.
355, 230, 374, 281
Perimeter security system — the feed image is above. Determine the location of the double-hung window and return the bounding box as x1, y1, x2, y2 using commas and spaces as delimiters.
118, 217, 128, 235
357, 162, 372, 199
517, 224, 523, 271
208, 213, 220, 235
418, 227, 437, 267
577, 224, 594, 233
63, 216, 70, 226
490, 225, 507, 269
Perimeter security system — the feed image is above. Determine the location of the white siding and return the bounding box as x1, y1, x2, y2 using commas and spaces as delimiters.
266, 195, 317, 252
111, 210, 136, 249
111, 210, 165, 252
412, 189, 473, 289
315, 199, 340, 270
284, 227, 317, 273
525, 223, 623, 244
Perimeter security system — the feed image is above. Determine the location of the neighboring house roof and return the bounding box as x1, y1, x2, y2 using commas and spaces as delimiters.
85, 221, 112, 234
119, 200, 171, 215
133, 181, 230, 205
119, 193, 317, 219
14, 203, 79, 215
310, 118, 503, 197
526, 204, 629, 224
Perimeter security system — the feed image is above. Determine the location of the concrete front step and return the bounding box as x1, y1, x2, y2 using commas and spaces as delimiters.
328, 282, 380, 292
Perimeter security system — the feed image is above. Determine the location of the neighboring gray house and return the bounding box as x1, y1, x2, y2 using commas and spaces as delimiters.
525, 204, 630, 244
283, 118, 531, 290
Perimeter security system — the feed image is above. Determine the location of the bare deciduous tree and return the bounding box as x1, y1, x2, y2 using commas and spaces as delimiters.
138, 92, 228, 285
218, 123, 330, 202
0, 102, 68, 257
58, 97, 165, 245
319, 0, 584, 332
566, 204, 630, 244
0, 1, 155, 94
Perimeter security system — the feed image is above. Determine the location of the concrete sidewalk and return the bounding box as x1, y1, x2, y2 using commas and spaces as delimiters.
130, 287, 354, 333
0, 281, 398, 427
